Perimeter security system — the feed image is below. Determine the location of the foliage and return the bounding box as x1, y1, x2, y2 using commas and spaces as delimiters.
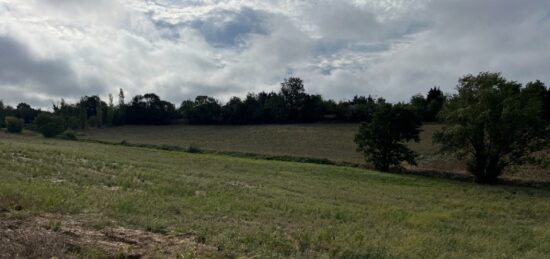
34, 113, 66, 138
355, 103, 422, 171
5, 116, 23, 134
409, 87, 446, 122
434, 72, 549, 183
15, 103, 40, 124
126, 93, 176, 125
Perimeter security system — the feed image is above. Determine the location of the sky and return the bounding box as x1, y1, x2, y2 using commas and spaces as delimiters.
1, 0, 549, 108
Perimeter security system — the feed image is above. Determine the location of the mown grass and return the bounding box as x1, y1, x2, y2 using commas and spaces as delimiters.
82, 123, 550, 181
2, 132, 550, 257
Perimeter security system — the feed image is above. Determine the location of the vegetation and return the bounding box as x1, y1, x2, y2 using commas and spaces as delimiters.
435, 72, 550, 183
2, 133, 550, 257
34, 113, 65, 138
5, 116, 23, 134
355, 103, 422, 171
81, 123, 550, 182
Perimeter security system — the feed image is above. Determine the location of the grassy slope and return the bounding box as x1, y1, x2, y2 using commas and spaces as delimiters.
82, 124, 549, 181
2, 132, 550, 257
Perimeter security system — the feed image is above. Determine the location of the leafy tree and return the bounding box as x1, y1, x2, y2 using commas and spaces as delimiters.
425, 87, 446, 121
434, 72, 549, 183
281, 77, 307, 121
126, 93, 177, 125
5, 116, 23, 133
409, 94, 427, 120
34, 113, 65, 138
179, 100, 195, 121
15, 103, 39, 123
222, 97, 246, 124
355, 103, 422, 171
188, 96, 222, 124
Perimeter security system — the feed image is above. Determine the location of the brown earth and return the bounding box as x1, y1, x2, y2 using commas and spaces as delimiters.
0, 210, 216, 258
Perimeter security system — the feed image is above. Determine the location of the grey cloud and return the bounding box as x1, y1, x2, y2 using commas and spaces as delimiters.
0, 35, 105, 103
1, 0, 550, 107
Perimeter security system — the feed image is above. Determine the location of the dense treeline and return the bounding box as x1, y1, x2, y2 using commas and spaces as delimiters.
1, 75, 549, 130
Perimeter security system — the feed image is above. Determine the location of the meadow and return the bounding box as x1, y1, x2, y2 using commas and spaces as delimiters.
2, 132, 550, 257
82, 123, 550, 182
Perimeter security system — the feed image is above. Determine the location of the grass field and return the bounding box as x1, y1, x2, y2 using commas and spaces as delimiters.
82, 123, 550, 182
2, 132, 550, 257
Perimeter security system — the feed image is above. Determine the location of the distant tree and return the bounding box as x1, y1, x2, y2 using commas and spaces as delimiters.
126, 93, 176, 125
78, 100, 87, 129
34, 113, 65, 138
106, 93, 114, 126
5, 116, 23, 134
281, 77, 307, 121
434, 72, 549, 183
338, 96, 384, 123
96, 97, 103, 128
301, 94, 325, 122
119, 88, 125, 106
0, 101, 6, 128
15, 103, 39, 124
179, 99, 195, 120
424, 87, 446, 121
262, 92, 288, 123
355, 103, 422, 171
222, 97, 245, 124
409, 94, 427, 120
188, 96, 222, 124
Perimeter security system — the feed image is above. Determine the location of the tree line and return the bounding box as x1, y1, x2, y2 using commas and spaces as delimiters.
1, 72, 549, 184
0, 77, 452, 130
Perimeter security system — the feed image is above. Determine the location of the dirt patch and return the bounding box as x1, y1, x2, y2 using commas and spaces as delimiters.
0, 211, 216, 258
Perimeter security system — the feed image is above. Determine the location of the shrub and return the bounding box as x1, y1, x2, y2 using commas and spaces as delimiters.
5, 116, 23, 134
186, 145, 202, 153
61, 130, 77, 141
34, 113, 65, 138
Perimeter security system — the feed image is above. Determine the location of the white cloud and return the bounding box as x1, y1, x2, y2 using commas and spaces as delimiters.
0, 0, 549, 108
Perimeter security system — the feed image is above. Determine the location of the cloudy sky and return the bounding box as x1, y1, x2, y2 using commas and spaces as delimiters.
1, 0, 549, 107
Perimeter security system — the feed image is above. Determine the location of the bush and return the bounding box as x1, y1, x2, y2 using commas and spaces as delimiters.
34, 113, 65, 138
60, 130, 77, 141
5, 116, 23, 134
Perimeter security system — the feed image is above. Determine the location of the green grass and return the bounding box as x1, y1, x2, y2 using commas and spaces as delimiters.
82, 123, 550, 181
2, 132, 550, 257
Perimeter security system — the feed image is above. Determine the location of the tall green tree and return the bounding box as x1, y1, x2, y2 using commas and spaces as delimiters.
434, 72, 549, 183
281, 77, 306, 121
355, 103, 422, 172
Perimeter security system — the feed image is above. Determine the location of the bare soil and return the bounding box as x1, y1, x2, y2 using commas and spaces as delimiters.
0, 210, 216, 258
